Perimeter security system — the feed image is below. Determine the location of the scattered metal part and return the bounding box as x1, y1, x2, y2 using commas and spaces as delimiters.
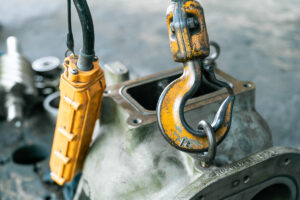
32, 56, 61, 78
104, 62, 129, 86
32, 56, 61, 98
0, 36, 37, 127
43, 91, 59, 123
5, 92, 24, 128
74, 66, 272, 200
0, 37, 36, 94
34, 74, 60, 97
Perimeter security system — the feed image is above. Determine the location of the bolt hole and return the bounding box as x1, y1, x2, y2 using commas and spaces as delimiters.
244, 175, 250, 183
12, 144, 48, 165
243, 83, 252, 88
104, 90, 111, 95
284, 158, 290, 166
232, 180, 240, 187
132, 118, 142, 125
44, 194, 55, 200
43, 62, 51, 67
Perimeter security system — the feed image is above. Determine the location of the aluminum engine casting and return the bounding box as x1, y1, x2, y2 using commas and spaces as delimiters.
72, 60, 287, 200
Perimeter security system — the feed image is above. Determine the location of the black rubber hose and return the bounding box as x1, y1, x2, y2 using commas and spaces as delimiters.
73, 0, 95, 71
66, 0, 74, 54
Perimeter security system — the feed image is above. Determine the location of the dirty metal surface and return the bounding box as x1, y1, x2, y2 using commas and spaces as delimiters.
108, 66, 272, 164
176, 146, 300, 200
74, 67, 272, 200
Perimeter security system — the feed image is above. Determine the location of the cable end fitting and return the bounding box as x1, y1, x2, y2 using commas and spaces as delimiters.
77, 49, 95, 71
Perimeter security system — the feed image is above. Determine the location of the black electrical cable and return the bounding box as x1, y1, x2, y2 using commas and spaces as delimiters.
73, 0, 95, 70
66, 0, 74, 55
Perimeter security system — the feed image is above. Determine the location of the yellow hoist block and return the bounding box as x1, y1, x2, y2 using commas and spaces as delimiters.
49, 54, 106, 185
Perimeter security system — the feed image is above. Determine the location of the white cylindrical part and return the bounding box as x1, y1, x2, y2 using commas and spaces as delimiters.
7, 36, 20, 55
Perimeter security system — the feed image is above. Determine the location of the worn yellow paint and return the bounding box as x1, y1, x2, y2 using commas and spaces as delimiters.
167, 0, 209, 62
158, 62, 233, 151
159, 0, 233, 152
49, 54, 106, 185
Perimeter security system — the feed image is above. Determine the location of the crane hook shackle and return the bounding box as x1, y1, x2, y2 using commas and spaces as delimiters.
157, 0, 235, 154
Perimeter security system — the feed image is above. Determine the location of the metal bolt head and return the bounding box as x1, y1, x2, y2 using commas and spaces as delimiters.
187, 17, 199, 29
71, 68, 78, 75
232, 180, 240, 188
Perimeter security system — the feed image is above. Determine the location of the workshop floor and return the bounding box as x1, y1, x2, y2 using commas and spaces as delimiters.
0, 0, 299, 198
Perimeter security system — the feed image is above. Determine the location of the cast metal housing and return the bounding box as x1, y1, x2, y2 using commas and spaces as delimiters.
73, 65, 287, 200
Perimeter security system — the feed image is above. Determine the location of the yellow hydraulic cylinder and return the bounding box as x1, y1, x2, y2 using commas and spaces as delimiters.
49, 54, 106, 185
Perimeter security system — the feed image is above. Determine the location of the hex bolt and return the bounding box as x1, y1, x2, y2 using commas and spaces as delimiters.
199, 161, 209, 168
71, 68, 78, 75
232, 180, 240, 188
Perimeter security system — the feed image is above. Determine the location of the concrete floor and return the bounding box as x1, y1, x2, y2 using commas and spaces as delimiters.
0, 0, 299, 148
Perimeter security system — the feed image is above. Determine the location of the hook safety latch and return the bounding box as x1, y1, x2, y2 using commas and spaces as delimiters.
157, 0, 235, 157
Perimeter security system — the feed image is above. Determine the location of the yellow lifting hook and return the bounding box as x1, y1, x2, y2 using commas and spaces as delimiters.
157, 0, 235, 162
